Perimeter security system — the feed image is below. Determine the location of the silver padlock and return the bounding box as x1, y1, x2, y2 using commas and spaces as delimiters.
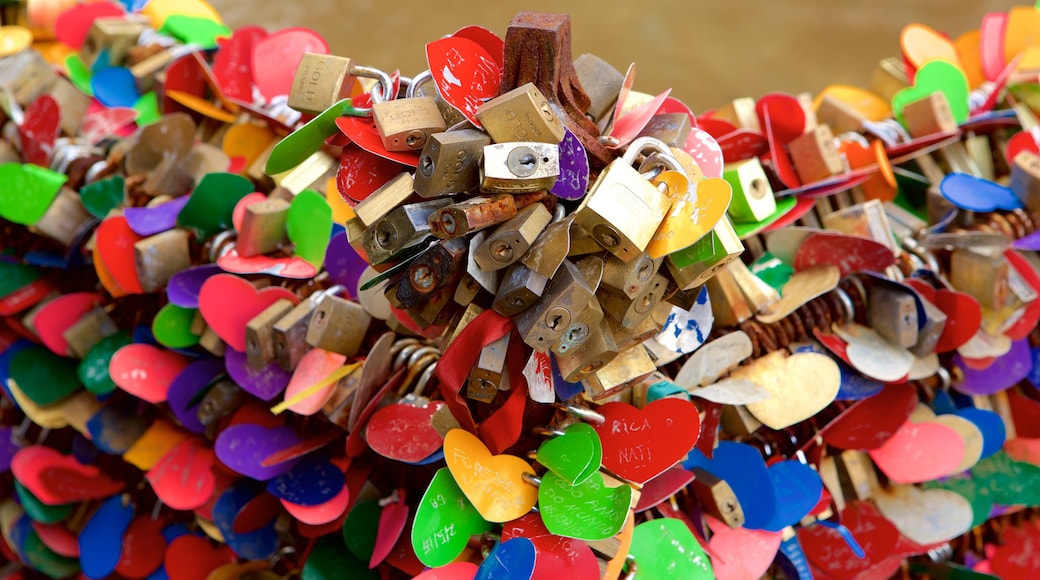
480, 142, 560, 194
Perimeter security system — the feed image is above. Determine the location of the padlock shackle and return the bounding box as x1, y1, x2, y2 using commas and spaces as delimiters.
349, 64, 395, 109
405, 70, 433, 99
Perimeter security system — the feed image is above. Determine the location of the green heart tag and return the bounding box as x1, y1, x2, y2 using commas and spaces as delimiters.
23, 531, 81, 579
0, 164, 68, 225
343, 499, 379, 562
287, 189, 333, 267
133, 92, 161, 127
9, 347, 81, 406
266, 99, 366, 175
14, 481, 74, 524
538, 471, 631, 541
411, 467, 492, 568
152, 304, 201, 349
0, 262, 40, 300
78, 331, 133, 396
732, 196, 797, 239
80, 176, 126, 218
302, 535, 377, 580
536, 423, 602, 485
177, 172, 254, 239
64, 54, 93, 96
971, 451, 1040, 507
629, 518, 714, 579
892, 60, 969, 126
160, 15, 231, 49
923, 475, 993, 528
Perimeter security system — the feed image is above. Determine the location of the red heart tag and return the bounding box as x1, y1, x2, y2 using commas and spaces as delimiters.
32, 292, 99, 356
233, 493, 282, 534
161, 53, 210, 116
530, 535, 600, 580
592, 398, 701, 484
868, 418, 964, 483
337, 145, 406, 203
198, 273, 299, 352
1003, 250, 1040, 340
114, 517, 167, 579
755, 93, 806, 145
12, 446, 124, 504
1009, 390, 1040, 438
283, 483, 350, 526
991, 525, 1040, 578
109, 343, 190, 404
336, 117, 421, 167
793, 232, 896, 276
164, 535, 236, 580
53, 2, 125, 49
217, 250, 318, 279
762, 112, 800, 189
96, 216, 145, 294
213, 26, 267, 102
371, 497, 409, 568
698, 116, 738, 139
932, 289, 982, 353
716, 129, 769, 163
822, 383, 917, 450
502, 513, 552, 541
706, 515, 782, 580
799, 501, 900, 578
609, 89, 671, 149
251, 28, 329, 102
81, 106, 139, 145
683, 127, 724, 179
1007, 131, 1039, 165
366, 400, 445, 463
634, 467, 695, 512
20, 94, 61, 167
146, 438, 217, 511
451, 25, 505, 68
32, 522, 79, 557
425, 36, 502, 128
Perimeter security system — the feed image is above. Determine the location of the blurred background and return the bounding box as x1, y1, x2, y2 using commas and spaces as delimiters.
209, 0, 1020, 112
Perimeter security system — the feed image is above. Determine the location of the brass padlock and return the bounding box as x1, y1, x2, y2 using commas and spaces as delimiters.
140, 156, 195, 198
665, 216, 744, 290
787, 124, 843, 184
467, 334, 510, 403
573, 137, 678, 262
599, 252, 662, 299
49, 78, 91, 136
287, 53, 357, 115
413, 129, 490, 198
62, 307, 117, 358
910, 296, 947, 358
950, 249, 1009, 310
408, 69, 467, 128
515, 260, 601, 353
821, 198, 897, 253
237, 198, 290, 258
353, 172, 416, 227
32, 187, 91, 247
373, 96, 447, 152
722, 157, 776, 224
480, 142, 560, 193
902, 91, 957, 138
81, 18, 145, 68
453, 274, 483, 307
582, 344, 656, 401
392, 238, 468, 309
869, 57, 909, 103
306, 294, 372, 357
474, 82, 565, 144
554, 318, 619, 383
199, 326, 226, 357
1, 49, 58, 106
598, 273, 667, 330
197, 380, 246, 439
273, 298, 319, 371
428, 194, 520, 239
134, 229, 191, 293
636, 113, 691, 147
868, 284, 919, 349
712, 97, 761, 132
129, 47, 174, 93
473, 203, 553, 272
720, 404, 763, 437
836, 450, 880, 501
404, 285, 457, 330
611, 306, 661, 352
493, 263, 550, 316
706, 267, 753, 328
1010, 150, 1040, 212
361, 199, 450, 265
689, 467, 745, 529
573, 53, 624, 124
816, 94, 866, 135
245, 299, 294, 369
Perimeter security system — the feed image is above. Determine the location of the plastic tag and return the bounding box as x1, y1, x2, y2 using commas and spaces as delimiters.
166, 358, 225, 434
955, 339, 1031, 395
109, 343, 189, 404
941, 172, 1022, 212
215, 423, 301, 481
0, 164, 66, 226
874, 485, 974, 546
536, 422, 601, 486
706, 515, 783, 580
892, 59, 970, 126
251, 27, 328, 102
79, 494, 134, 579
146, 437, 216, 510
793, 231, 896, 275
266, 99, 363, 174
152, 303, 201, 349
335, 116, 422, 166
523, 350, 554, 404
124, 197, 189, 237
12, 446, 124, 505
762, 461, 824, 532
197, 273, 298, 352
30, 292, 98, 357
176, 172, 255, 240
425, 36, 501, 127
224, 348, 291, 402
167, 264, 222, 309
213, 26, 267, 101
684, 441, 776, 530
539, 470, 631, 541
366, 399, 446, 463
647, 177, 731, 259
550, 128, 589, 201
287, 190, 333, 267
412, 467, 493, 568
8, 346, 81, 407
629, 518, 714, 579
444, 429, 537, 523
163, 534, 236, 580
593, 398, 700, 484
869, 418, 965, 483
823, 382, 916, 449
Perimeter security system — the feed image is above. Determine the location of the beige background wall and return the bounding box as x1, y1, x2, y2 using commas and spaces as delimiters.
211, 0, 1020, 112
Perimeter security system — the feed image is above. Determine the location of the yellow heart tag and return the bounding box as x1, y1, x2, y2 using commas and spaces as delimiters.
901, 23, 962, 70
443, 429, 538, 523
646, 178, 732, 259
124, 419, 191, 471
732, 351, 840, 429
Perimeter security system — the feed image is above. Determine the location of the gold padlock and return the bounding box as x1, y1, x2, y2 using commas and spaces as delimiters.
404, 285, 457, 330
514, 261, 601, 353
361, 199, 450, 265
836, 450, 880, 501
306, 294, 372, 357
427, 194, 521, 239
245, 299, 294, 369
467, 334, 510, 403
199, 326, 226, 357
816, 94, 866, 135
81, 18, 145, 68
62, 307, 117, 358
408, 69, 467, 128
493, 263, 550, 316
475, 82, 565, 144
598, 273, 667, 330
134, 229, 191, 293
705, 267, 753, 328
413, 129, 490, 198
910, 296, 947, 358
582, 344, 655, 401
554, 318, 619, 383
665, 216, 744, 290
237, 198, 290, 258
787, 124, 843, 184
821, 199, 897, 253
1, 49, 58, 106
573, 137, 677, 262
722, 157, 776, 224
689, 468, 745, 529
32, 187, 91, 247
473, 203, 553, 272
273, 299, 318, 371
867, 284, 919, 349
720, 404, 763, 437
902, 91, 957, 138
950, 249, 1009, 310
197, 380, 246, 439
636, 113, 691, 148
480, 142, 560, 194
353, 172, 416, 227
373, 96, 447, 152
49, 78, 91, 136
573, 53, 624, 124
1010, 150, 1040, 212
599, 252, 662, 299
287, 53, 356, 115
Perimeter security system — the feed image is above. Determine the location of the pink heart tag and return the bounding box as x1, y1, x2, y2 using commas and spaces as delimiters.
109, 344, 191, 404
198, 273, 299, 352
868, 419, 964, 483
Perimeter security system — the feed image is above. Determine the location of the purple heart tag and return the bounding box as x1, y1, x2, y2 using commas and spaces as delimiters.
167, 358, 227, 434
124, 197, 190, 236
167, 264, 223, 308
323, 232, 367, 299
551, 127, 590, 201
953, 338, 1032, 395
215, 424, 302, 480
225, 349, 291, 401
266, 460, 345, 506
0, 428, 19, 473
1014, 230, 1040, 251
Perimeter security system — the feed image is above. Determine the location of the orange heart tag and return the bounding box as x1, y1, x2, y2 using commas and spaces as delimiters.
443, 429, 538, 523
646, 177, 732, 259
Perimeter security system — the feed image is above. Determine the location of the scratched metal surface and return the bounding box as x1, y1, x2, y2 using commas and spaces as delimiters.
210, 0, 1019, 110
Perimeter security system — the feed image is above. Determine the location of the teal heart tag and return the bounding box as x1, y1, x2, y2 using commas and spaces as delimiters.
14, 482, 74, 524
0, 262, 40, 301
80, 176, 126, 218
78, 331, 133, 396
9, 347, 81, 406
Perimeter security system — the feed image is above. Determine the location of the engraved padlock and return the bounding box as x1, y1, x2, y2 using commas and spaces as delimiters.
134, 229, 191, 293
722, 157, 776, 224
787, 124, 843, 184
689, 468, 746, 529
480, 142, 560, 194
353, 172, 416, 227
413, 129, 490, 198
666, 216, 744, 290
373, 96, 447, 152
237, 198, 290, 258
901, 91, 957, 138
473, 203, 553, 272
288, 53, 394, 115
573, 137, 678, 262
361, 199, 450, 265
515, 260, 601, 353
474, 82, 565, 144
245, 299, 294, 369
554, 318, 619, 383
306, 293, 372, 357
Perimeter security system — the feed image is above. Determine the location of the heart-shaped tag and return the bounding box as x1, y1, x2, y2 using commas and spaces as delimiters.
646, 177, 732, 259
86, 404, 148, 454
551, 128, 590, 201
286, 190, 332, 267
223, 123, 276, 172
14, 482, 73, 524
730, 350, 839, 429
335, 116, 422, 166
831, 323, 915, 383
8, 346, 81, 407
869, 418, 965, 483
476, 538, 536, 580
425, 36, 501, 127
215, 423, 301, 481
114, 516, 167, 579
12, 446, 124, 505
53, 2, 125, 48
366, 399, 446, 463
972, 451, 1040, 507
823, 383, 917, 449
684, 441, 776, 530
79, 494, 134, 579
212, 483, 279, 560
217, 250, 319, 279
793, 232, 896, 275
443, 429, 537, 523
146, 437, 216, 510
343, 499, 381, 563
251, 27, 328, 101
166, 358, 225, 434
528, 535, 599, 580
20, 94, 61, 167
177, 173, 255, 240
370, 496, 408, 568
539, 470, 631, 541
78, 331, 132, 396
266, 460, 343, 506
593, 398, 700, 484
336, 144, 406, 203
892, 59, 969, 126
198, 273, 298, 352
92, 66, 140, 108
412, 467, 493, 568
956, 408, 1006, 460
281, 348, 347, 416
152, 303, 201, 349
991, 525, 1040, 579
706, 515, 782, 580
874, 485, 973, 545
166, 264, 221, 309
629, 518, 714, 578
762, 460, 824, 532
0, 164, 67, 226
940, 172, 1022, 212
124, 197, 189, 237
799, 501, 900, 578
675, 330, 753, 390
33, 522, 78, 558
923, 475, 993, 529
95, 215, 145, 294
901, 23, 962, 70
536, 423, 602, 486
954, 339, 1032, 395
212, 26, 266, 101
109, 343, 190, 404
32, 292, 99, 356
224, 348, 291, 402
610, 89, 671, 148
164, 534, 236, 580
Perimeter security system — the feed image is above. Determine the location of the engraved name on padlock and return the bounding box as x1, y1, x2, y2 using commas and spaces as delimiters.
475, 82, 565, 144
288, 53, 356, 115
373, 96, 447, 152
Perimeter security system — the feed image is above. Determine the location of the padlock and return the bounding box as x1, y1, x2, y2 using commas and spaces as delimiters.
665, 216, 744, 290
391, 238, 467, 309
787, 124, 843, 184
31, 187, 91, 247
475, 82, 565, 144
287, 53, 357, 115
245, 299, 294, 369
867, 284, 919, 349
493, 263, 550, 316
909, 295, 947, 357
306, 294, 372, 357
725, 259, 779, 314
353, 172, 416, 227
821, 199, 898, 253
49, 77, 91, 136
711, 97, 761, 132
706, 269, 753, 328
197, 380, 246, 439
466, 334, 510, 403
428, 194, 522, 239
816, 94, 867, 135
902, 91, 957, 138
480, 141, 560, 193
199, 326, 226, 357
554, 318, 619, 383
836, 450, 880, 501
635, 113, 691, 147
869, 57, 910, 102
0, 49, 57, 106
62, 307, 117, 358
473, 203, 553, 272
599, 252, 661, 299
237, 198, 290, 258
273, 298, 319, 371
404, 285, 457, 330
443, 303, 485, 351
361, 199, 450, 265
610, 305, 662, 352
134, 229, 191, 293
372, 96, 447, 152
598, 271, 668, 330
140, 155, 195, 198
582, 344, 656, 401
722, 158, 776, 224
406, 69, 467, 128
719, 404, 763, 437
322, 364, 364, 428
413, 129, 490, 198
689, 467, 745, 529
1010, 150, 1040, 212
81, 18, 145, 68
515, 260, 599, 352
573, 137, 677, 262
950, 249, 1009, 310
570, 53, 623, 125
453, 274, 483, 307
